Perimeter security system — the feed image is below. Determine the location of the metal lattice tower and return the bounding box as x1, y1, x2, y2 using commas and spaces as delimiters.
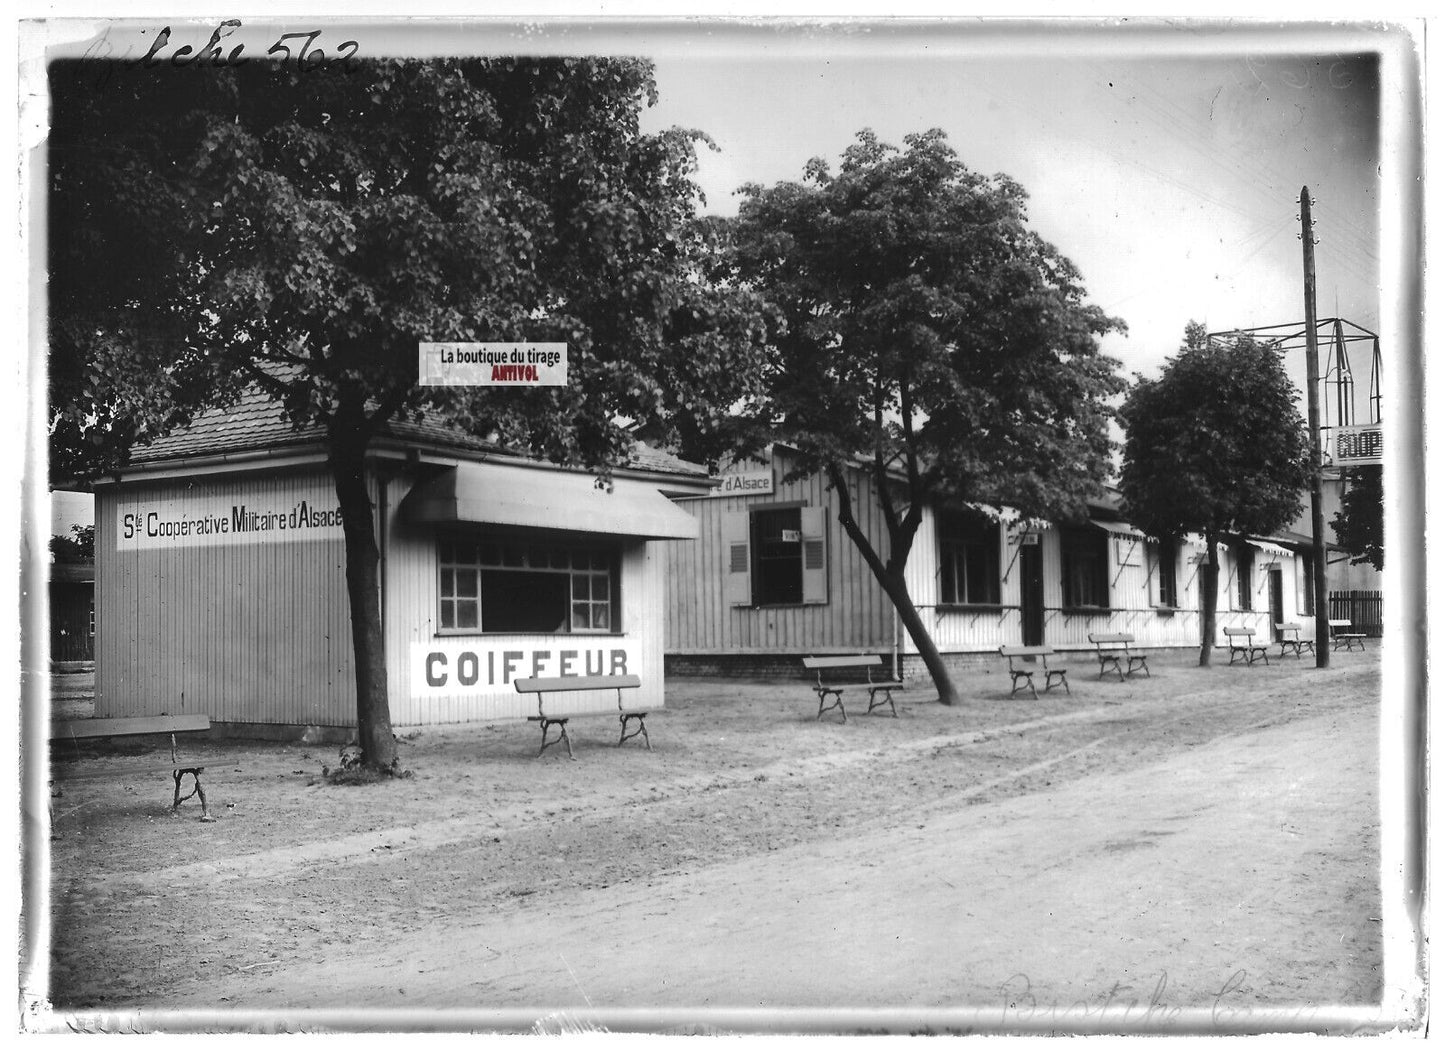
1205, 319, 1382, 463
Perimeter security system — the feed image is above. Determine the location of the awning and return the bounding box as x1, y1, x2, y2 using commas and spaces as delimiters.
1090, 519, 1148, 538
1247, 538, 1293, 558
403, 463, 699, 540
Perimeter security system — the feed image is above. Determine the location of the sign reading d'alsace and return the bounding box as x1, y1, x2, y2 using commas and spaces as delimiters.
418, 342, 569, 387
706, 469, 774, 498
115, 490, 345, 550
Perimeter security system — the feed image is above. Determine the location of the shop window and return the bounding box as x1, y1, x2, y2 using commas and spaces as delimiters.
724, 505, 828, 607
938, 510, 1000, 605
438, 536, 619, 633
1148, 539, 1178, 608
1232, 544, 1254, 611
1061, 527, 1109, 609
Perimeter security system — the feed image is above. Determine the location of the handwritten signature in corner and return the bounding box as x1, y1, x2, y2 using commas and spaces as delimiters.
998, 969, 1283, 1030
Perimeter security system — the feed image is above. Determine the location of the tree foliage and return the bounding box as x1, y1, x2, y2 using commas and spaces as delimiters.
1330, 465, 1384, 570
719, 129, 1125, 703
49, 56, 767, 765
1118, 323, 1311, 664
50, 524, 95, 564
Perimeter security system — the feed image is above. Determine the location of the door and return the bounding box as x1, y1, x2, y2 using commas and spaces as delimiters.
1269, 568, 1284, 639
1020, 542, 1044, 646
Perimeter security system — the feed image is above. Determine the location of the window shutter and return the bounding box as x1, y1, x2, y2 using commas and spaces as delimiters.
800, 505, 829, 605
723, 512, 752, 607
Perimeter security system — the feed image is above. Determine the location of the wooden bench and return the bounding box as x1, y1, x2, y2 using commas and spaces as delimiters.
1328, 619, 1367, 652
1223, 626, 1270, 666
1276, 622, 1316, 659
49, 714, 214, 821
999, 645, 1069, 699
514, 674, 649, 759
801, 655, 903, 722
1087, 633, 1149, 681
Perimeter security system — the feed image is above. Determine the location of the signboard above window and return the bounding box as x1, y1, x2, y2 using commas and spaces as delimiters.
707, 470, 775, 498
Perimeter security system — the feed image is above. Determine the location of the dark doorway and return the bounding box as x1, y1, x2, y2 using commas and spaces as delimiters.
1020, 541, 1044, 646
1269, 568, 1284, 639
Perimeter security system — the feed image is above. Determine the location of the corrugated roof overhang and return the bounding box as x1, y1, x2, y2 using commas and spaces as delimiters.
403, 463, 699, 540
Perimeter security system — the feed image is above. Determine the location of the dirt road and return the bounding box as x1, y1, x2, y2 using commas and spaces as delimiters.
34, 649, 1398, 1033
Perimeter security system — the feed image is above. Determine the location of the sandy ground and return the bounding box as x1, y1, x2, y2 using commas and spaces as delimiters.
29, 647, 1397, 1034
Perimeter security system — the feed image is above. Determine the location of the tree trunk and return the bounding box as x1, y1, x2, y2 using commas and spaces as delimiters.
825, 463, 962, 706
875, 565, 962, 706
1198, 532, 1220, 667
329, 429, 398, 771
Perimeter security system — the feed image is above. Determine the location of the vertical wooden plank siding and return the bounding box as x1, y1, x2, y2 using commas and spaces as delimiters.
662, 450, 895, 655
382, 467, 666, 724
95, 470, 356, 726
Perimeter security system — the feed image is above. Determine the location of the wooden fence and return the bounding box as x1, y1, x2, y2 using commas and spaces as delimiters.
1329, 590, 1383, 637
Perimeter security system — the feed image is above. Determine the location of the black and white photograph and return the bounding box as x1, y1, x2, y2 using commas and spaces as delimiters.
16, 10, 1428, 1037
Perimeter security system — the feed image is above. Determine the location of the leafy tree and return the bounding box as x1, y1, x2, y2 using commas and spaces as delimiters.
1119, 323, 1312, 666
1330, 464, 1384, 570
718, 129, 1126, 704
49, 524, 95, 564
48, 56, 766, 769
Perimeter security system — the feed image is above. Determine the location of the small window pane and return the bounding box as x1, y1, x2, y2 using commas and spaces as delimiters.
456, 602, 479, 629
440, 601, 455, 629
441, 569, 455, 597
456, 570, 478, 598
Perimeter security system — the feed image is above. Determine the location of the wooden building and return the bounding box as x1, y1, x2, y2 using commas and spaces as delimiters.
49, 561, 95, 664
662, 446, 1315, 678
92, 393, 706, 738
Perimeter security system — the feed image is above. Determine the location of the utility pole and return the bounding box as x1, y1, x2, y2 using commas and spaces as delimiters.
1300, 186, 1330, 667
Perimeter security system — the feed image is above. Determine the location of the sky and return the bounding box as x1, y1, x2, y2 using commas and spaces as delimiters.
630, 22, 1395, 404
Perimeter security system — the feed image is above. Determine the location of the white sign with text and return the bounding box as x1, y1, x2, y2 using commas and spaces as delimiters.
419, 342, 569, 386
414, 639, 643, 694
115, 491, 344, 550
706, 469, 774, 498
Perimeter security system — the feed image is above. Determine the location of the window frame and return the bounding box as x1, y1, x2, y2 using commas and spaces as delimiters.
937, 510, 1002, 608
1298, 550, 1316, 616
436, 532, 622, 636
750, 504, 805, 607
1060, 526, 1110, 611
1233, 543, 1254, 611
1148, 538, 1179, 610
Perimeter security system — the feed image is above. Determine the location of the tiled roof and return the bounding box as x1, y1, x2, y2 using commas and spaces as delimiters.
126, 386, 707, 478
624, 443, 707, 476
128, 395, 330, 463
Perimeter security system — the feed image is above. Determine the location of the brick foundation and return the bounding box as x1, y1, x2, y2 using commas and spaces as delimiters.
665, 651, 996, 681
